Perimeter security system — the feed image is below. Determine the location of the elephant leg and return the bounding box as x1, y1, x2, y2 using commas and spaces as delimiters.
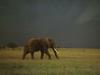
22, 51, 28, 60
45, 50, 51, 59
40, 51, 44, 59
30, 52, 34, 59
52, 48, 59, 59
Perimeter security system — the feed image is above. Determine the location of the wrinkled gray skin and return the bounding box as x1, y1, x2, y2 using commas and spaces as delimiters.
22, 38, 59, 59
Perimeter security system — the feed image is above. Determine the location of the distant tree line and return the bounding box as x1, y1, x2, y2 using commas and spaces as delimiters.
0, 42, 18, 50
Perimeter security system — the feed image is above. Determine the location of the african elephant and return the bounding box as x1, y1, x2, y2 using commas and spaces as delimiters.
22, 38, 59, 59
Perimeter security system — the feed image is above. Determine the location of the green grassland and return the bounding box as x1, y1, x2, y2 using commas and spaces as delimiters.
0, 48, 100, 75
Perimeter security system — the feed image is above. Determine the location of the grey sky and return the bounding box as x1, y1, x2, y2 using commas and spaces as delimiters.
0, 0, 100, 48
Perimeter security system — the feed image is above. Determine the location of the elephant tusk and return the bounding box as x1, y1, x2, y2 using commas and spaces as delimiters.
54, 48, 59, 54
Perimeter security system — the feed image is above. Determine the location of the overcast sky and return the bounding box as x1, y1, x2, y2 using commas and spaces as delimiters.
0, 0, 100, 48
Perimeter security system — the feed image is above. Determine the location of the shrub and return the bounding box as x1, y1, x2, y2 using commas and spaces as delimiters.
6, 42, 18, 49
0, 44, 6, 50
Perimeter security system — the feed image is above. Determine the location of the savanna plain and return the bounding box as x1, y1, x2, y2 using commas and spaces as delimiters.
0, 48, 100, 75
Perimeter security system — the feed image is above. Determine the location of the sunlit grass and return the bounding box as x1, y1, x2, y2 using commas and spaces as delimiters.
0, 48, 100, 75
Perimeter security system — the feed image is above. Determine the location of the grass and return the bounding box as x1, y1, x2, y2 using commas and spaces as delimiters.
0, 48, 100, 75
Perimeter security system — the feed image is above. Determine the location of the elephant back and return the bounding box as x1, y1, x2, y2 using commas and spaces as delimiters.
40, 38, 55, 48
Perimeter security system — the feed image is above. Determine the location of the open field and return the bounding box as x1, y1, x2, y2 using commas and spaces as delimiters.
0, 48, 100, 75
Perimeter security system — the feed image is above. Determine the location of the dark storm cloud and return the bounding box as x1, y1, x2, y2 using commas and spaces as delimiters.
0, 0, 100, 47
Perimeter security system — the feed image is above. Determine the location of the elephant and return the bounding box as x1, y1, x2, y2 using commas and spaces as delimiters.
22, 37, 59, 59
